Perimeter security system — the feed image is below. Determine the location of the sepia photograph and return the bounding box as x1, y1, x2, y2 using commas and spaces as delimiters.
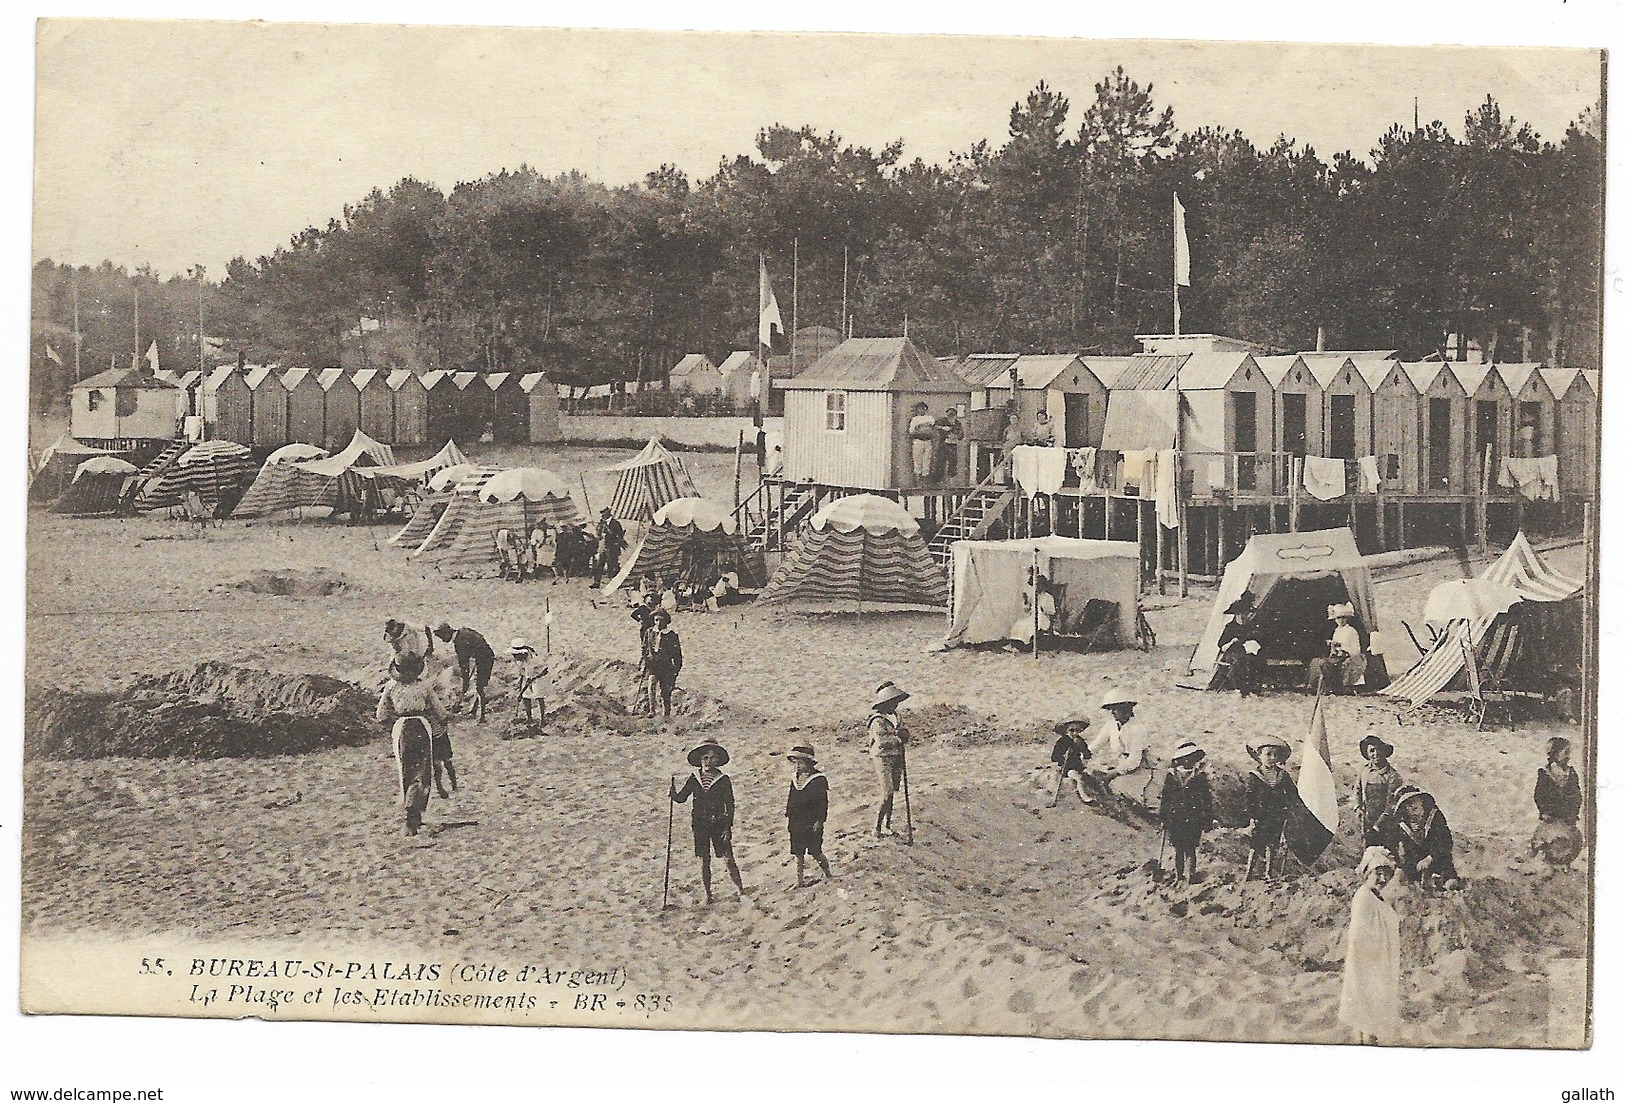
11, 4, 1618, 1095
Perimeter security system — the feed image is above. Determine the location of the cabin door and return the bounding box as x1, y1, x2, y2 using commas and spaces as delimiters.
1328, 395, 1357, 460
1429, 398, 1454, 490
1475, 399, 1499, 486
1230, 391, 1258, 492
1062, 392, 1089, 450
1282, 393, 1308, 458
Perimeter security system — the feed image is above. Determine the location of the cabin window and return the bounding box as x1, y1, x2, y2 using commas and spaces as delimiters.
824, 390, 847, 432
87, 390, 104, 411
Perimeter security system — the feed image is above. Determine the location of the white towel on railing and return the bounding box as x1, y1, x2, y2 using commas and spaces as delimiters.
1067, 448, 1098, 494
1154, 449, 1179, 529
1012, 445, 1067, 499
1357, 456, 1381, 494
1498, 456, 1560, 501
1303, 456, 1346, 501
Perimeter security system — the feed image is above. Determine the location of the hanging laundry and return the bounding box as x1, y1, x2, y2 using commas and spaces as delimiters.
1011, 444, 1067, 499
1207, 457, 1229, 493
1303, 456, 1347, 501
1357, 456, 1381, 495
1120, 450, 1152, 496
1067, 447, 1099, 494
1154, 449, 1180, 529
1499, 456, 1560, 501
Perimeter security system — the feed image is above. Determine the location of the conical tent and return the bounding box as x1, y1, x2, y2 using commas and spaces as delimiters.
424, 467, 583, 578
759, 493, 949, 607
229, 442, 329, 518
138, 440, 258, 513
1382, 532, 1583, 705
601, 437, 697, 523
1191, 528, 1378, 678
409, 468, 505, 557
944, 537, 1140, 649
603, 497, 765, 596
387, 462, 493, 549
53, 456, 140, 515
29, 435, 122, 502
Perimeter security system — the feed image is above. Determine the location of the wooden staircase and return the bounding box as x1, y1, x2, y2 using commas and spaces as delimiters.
127, 438, 190, 508
928, 475, 1016, 568
736, 480, 822, 553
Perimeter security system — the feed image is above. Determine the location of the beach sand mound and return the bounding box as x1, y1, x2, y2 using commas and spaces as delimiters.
25, 661, 377, 760
227, 568, 352, 597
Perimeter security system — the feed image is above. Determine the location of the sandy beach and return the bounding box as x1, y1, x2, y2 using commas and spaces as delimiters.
21, 444, 1590, 1046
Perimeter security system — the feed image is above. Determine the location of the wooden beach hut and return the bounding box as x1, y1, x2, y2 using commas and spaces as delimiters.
446, 371, 491, 441
518, 372, 563, 443
1303, 356, 1371, 461
388, 371, 429, 446
283, 368, 326, 447
246, 367, 287, 449
355, 369, 395, 443
318, 368, 362, 450
1255, 356, 1324, 463
1356, 358, 1421, 494
1544, 368, 1598, 499
1497, 363, 1557, 460
1404, 361, 1469, 494
203, 365, 253, 445
72, 365, 186, 445
486, 373, 529, 443
985, 355, 1110, 450
1451, 361, 1513, 493
422, 370, 459, 444
779, 336, 972, 491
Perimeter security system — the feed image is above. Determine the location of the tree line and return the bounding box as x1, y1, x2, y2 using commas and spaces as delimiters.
30, 69, 1602, 417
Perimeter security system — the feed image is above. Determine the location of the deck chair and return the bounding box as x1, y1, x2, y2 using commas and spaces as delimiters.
181, 489, 219, 533
1462, 631, 1514, 731
1074, 599, 1122, 653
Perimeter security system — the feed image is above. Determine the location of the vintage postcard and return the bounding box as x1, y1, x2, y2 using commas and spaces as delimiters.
22, 17, 1604, 1055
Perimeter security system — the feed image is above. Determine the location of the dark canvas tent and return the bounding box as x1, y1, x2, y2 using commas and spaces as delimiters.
759, 493, 948, 607
603, 497, 766, 597
229, 442, 329, 518
602, 437, 697, 523
1191, 528, 1379, 684
52, 455, 140, 515
29, 435, 123, 502
228, 431, 395, 518
1381, 533, 1583, 706
388, 462, 495, 550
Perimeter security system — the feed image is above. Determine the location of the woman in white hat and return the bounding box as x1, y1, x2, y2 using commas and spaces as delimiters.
785, 744, 833, 887
867, 681, 911, 838
1244, 734, 1296, 880
1159, 741, 1213, 882
1309, 604, 1367, 695
509, 638, 549, 726
1338, 846, 1402, 1045
1088, 689, 1158, 811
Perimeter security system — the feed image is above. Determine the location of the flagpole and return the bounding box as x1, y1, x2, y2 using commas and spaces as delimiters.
71, 277, 81, 383
791, 237, 799, 375
133, 285, 140, 370
842, 246, 850, 338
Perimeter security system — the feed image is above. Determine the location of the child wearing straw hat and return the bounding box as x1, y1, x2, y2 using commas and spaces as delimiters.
785, 744, 833, 888
1160, 741, 1213, 882
670, 738, 746, 903
1047, 714, 1095, 808
509, 638, 549, 726
1244, 734, 1296, 880
867, 682, 911, 838
1376, 785, 1459, 890
1357, 735, 1403, 848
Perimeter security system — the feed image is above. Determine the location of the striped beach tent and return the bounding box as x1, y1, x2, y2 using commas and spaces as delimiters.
602, 497, 766, 597
601, 437, 697, 523
137, 440, 258, 513
409, 467, 505, 557
229, 442, 331, 518
759, 493, 949, 607
388, 462, 490, 549
424, 468, 583, 578
1381, 532, 1580, 705
53, 456, 139, 515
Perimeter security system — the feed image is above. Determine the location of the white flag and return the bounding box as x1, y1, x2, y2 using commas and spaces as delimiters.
44, 343, 62, 365
145, 340, 161, 372
1174, 193, 1191, 288
758, 256, 784, 347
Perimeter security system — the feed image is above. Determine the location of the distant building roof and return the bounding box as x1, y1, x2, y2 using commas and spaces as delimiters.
718, 351, 756, 376
780, 337, 970, 393
71, 365, 180, 391
952, 353, 1021, 388
671, 354, 718, 377
1111, 354, 1192, 391
1134, 333, 1269, 356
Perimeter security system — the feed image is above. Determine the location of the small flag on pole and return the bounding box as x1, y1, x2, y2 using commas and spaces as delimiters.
1284, 693, 1339, 866
758, 256, 784, 348
1173, 193, 1191, 288
145, 340, 161, 373
44, 343, 62, 365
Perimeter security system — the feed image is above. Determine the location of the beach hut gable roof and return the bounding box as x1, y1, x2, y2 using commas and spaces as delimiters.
1352, 357, 1406, 392
386, 370, 420, 391
783, 337, 968, 391
1450, 362, 1498, 396
518, 372, 553, 393
449, 371, 481, 390
72, 365, 182, 391
482, 372, 511, 391
245, 366, 279, 389
1401, 361, 1457, 394
952, 353, 1022, 388
281, 367, 312, 390
1540, 367, 1583, 400
351, 369, 379, 391
316, 368, 350, 391
1077, 356, 1137, 388
1304, 356, 1361, 390
1172, 352, 1261, 391
420, 370, 450, 389
1495, 362, 1544, 397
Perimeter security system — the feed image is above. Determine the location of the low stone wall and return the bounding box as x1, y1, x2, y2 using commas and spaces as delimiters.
560, 415, 783, 451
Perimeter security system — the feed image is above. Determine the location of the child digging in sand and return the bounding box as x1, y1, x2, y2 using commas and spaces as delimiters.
671, 738, 746, 903
785, 744, 833, 888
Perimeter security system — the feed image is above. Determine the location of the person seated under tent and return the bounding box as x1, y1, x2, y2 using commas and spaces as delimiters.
1308, 604, 1369, 695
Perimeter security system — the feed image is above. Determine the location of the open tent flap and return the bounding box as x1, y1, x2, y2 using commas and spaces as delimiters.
945, 537, 1139, 648
604, 524, 766, 597
1192, 528, 1376, 672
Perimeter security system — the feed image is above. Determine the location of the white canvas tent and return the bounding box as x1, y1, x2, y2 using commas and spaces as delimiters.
944, 537, 1140, 649
1191, 528, 1378, 679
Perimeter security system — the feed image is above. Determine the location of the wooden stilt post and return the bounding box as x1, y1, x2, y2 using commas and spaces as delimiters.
1478, 444, 1493, 557
1375, 481, 1388, 551
1218, 503, 1229, 570
1155, 500, 1166, 595
1289, 458, 1301, 532
1396, 499, 1406, 550
1104, 490, 1113, 541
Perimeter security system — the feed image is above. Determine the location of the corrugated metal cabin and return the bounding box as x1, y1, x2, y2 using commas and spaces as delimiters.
283, 368, 326, 446
1404, 361, 1468, 493
318, 368, 362, 450
1497, 363, 1557, 460
206, 365, 254, 445
670, 354, 724, 395
779, 336, 971, 490
1256, 356, 1324, 462
518, 373, 564, 442
71, 365, 185, 443
486, 373, 529, 443
355, 369, 395, 442
247, 367, 288, 448
1544, 368, 1597, 498
422, 371, 458, 443
1355, 358, 1421, 494
1303, 356, 1371, 461
389, 371, 429, 445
